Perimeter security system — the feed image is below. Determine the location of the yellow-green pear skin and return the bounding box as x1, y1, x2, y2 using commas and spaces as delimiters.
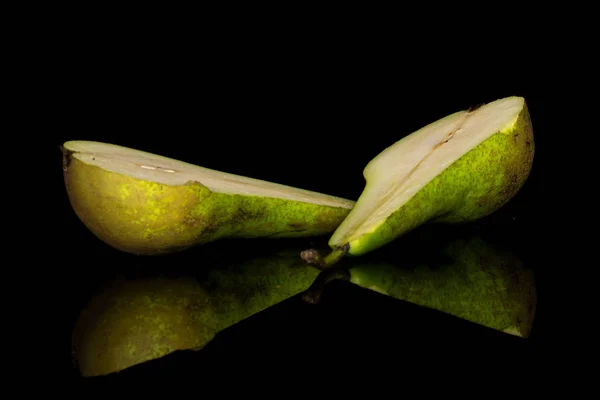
302, 96, 535, 269
72, 276, 212, 378
72, 249, 320, 377
62, 142, 354, 255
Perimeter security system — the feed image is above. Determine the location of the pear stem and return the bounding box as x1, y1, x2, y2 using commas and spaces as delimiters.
301, 268, 351, 305
300, 243, 349, 270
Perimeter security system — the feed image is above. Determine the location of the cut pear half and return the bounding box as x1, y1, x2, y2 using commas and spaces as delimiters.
302, 96, 534, 269
62, 141, 355, 255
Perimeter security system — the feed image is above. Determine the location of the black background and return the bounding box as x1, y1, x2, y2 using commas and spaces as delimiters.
40, 19, 552, 388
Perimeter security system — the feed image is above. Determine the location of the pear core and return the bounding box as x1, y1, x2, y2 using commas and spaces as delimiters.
63, 140, 354, 209
331, 96, 525, 244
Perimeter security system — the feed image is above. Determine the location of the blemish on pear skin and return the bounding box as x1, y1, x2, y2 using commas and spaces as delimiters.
231, 199, 269, 224
315, 209, 341, 232
501, 174, 519, 198
288, 222, 308, 232
183, 215, 205, 228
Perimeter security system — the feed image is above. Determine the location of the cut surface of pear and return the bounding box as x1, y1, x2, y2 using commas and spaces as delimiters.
62, 141, 355, 255
302, 96, 534, 268
64, 140, 353, 207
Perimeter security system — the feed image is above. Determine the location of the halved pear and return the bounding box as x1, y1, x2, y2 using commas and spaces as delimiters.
302, 96, 534, 269
62, 141, 355, 255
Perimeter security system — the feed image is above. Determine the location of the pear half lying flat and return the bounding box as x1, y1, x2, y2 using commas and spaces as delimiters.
62, 141, 355, 255
302, 96, 534, 269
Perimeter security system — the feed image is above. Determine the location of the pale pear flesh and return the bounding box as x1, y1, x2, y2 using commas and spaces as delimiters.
63, 140, 354, 209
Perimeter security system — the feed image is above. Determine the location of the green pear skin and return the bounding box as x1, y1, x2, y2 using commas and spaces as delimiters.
71, 250, 320, 377
345, 236, 536, 338
62, 144, 354, 255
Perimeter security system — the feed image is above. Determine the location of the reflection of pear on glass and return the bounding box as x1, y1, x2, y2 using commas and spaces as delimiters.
304, 234, 536, 338
72, 235, 536, 378
71, 247, 320, 377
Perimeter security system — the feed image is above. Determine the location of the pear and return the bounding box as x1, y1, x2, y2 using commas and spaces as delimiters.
301, 96, 534, 269
71, 247, 320, 377
303, 234, 536, 338
61, 140, 354, 255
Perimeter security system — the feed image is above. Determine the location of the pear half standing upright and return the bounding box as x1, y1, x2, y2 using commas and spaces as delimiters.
302, 96, 534, 269
62, 141, 355, 255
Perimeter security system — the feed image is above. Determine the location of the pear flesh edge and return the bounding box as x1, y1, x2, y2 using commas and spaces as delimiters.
303, 96, 534, 268
62, 141, 355, 255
